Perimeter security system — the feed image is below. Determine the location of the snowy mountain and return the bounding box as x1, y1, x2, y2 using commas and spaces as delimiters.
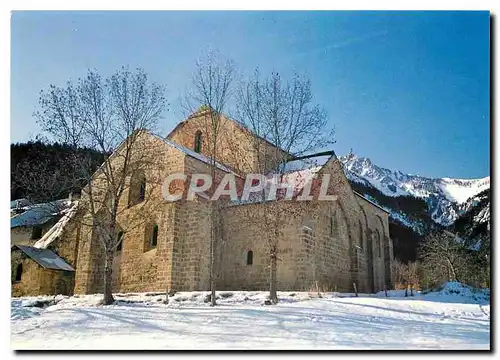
452, 188, 490, 244
339, 153, 490, 227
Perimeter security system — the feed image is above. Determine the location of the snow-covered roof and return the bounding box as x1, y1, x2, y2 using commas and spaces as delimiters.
34, 201, 79, 249
230, 152, 335, 206
353, 191, 390, 214
11, 199, 71, 229
281, 154, 332, 173
10, 198, 32, 210
150, 133, 240, 176
272, 152, 334, 195
13, 245, 75, 272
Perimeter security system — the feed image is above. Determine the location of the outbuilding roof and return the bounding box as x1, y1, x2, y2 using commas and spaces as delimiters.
12, 244, 75, 272
10, 199, 71, 229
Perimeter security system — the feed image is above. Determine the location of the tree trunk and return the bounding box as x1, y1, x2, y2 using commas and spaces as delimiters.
269, 249, 278, 304
210, 204, 217, 307
447, 259, 457, 282
103, 249, 115, 305
269, 204, 280, 305
164, 285, 169, 304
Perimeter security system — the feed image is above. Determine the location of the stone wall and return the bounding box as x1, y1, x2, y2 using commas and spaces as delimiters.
318, 157, 391, 293
11, 252, 39, 297
74, 133, 186, 295
220, 198, 355, 292
37, 268, 74, 296
220, 203, 273, 291
11, 221, 55, 246
72, 132, 236, 295
356, 196, 392, 291
217, 156, 392, 293
169, 152, 242, 292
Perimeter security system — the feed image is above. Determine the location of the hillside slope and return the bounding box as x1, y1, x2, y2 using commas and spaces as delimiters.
11, 141, 105, 203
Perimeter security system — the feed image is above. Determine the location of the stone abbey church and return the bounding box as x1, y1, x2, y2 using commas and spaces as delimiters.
11, 110, 393, 297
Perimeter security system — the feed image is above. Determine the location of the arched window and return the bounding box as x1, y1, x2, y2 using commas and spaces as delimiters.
151, 225, 158, 247
194, 130, 203, 153
139, 181, 146, 202
15, 263, 22, 282
246, 250, 253, 265
128, 171, 146, 207
329, 215, 335, 237
301, 225, 314, 254
144, 223, 158, 251
116, 231, 124, 253
375, 230, 382, 258
31, 226, 43, 240
358, 220, 364, 250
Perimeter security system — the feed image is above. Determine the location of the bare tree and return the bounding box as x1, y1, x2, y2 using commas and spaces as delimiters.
391, 260, 419, 296
34, 67, 167, 304
419, 231, 467, 289
391, 259, 408, 290
234, 70, 334, 303
182, 50, 234, 306
407, 261, 419, 296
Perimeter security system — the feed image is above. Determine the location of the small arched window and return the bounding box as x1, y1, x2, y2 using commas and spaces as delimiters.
194, 130, 203, 153
31, 226, 43, 240
329, 215, 335, 237
375, 230, 382, 258
139, 181, 146, 202
15, 263, 23, 282
151, 225, 158, 248
129, 171, 146, 207
301, 225, 314, 254
246, 250, 253, 265
358, 220, 364, 250
116, 231, 124, 253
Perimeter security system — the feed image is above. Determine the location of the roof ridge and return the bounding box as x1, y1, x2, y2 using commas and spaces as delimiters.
352, 190, 390, 214
149, 132, 242, 177
33, 201, 79, 249
166, 110, 293, 158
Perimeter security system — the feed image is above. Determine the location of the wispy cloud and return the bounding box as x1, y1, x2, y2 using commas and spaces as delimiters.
291, 29, 389, 60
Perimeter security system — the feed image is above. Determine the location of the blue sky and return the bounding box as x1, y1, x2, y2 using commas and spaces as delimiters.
11, 11, 490, 179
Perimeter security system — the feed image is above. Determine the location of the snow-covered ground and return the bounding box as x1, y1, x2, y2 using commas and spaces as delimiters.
11, 284, 490, 350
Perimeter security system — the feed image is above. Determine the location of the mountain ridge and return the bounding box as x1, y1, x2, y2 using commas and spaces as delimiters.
339, 153, 490, 226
